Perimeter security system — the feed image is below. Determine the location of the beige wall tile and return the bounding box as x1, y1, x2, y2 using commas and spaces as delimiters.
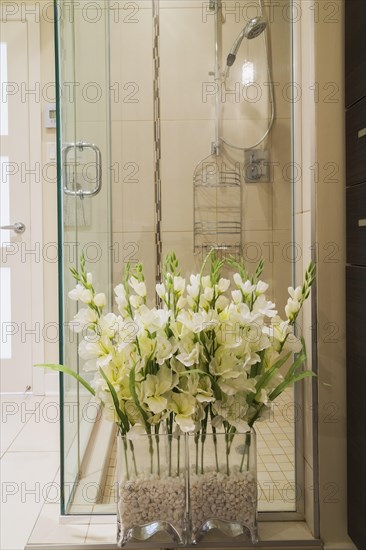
271, 118, 293, 231
243, 178, 273, 230
160, 7, 214, 121
110, 5, 153, 122
111, 231, 156, 303
161, 119, 215, 232
111, 120, 155, 233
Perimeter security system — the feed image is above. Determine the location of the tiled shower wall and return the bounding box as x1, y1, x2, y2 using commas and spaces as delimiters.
110, 0, 292, 312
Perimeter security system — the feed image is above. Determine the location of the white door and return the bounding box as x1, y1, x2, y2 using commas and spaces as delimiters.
0, 15, 43, 393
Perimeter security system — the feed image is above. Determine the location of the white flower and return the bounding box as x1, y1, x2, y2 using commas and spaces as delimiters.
70, 307, 97, 333
169, 393, 196, 432
155, 334, 175, 365
203, 286, 214, 301
233, 273, 243, 287
215, 295, 229, 311
252, 295, 277, 318
141, 365, 178, 415
114, 284, 128, 312
285, 299, 299, 320
256, 281, 269, 295
187, 274, 200, 298
288, 286, 303, 301
231, 289, 242, 304
156, 283, 166, 298
233, 274, 256, 295
173, 276, 186, 293
176, 338, 200, 367
68, 284, 93, 304
216, 278, 230, 293
130, 294, 143, 309
129, 276, 147, 297
94, 292, 106, 307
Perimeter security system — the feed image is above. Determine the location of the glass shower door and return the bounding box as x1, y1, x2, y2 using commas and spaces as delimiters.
56, 0, 112, 514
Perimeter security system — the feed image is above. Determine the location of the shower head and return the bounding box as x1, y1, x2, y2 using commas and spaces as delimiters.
226, 17, 267, 68
244, 16, 267, 39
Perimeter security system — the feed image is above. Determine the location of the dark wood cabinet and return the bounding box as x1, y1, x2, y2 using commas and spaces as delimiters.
345, 1, 366, 547
346, 183, 366, 266
346, 266, 366, 550
346, 97, 366, 187
345, 0, 366, 107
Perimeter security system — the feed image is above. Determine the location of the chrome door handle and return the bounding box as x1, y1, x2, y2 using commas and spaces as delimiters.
0, 222, 26, 234
62, 141, 102, 198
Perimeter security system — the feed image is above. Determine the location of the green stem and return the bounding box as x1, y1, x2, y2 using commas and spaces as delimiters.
225, 430, 230, 476
239, 432, 252, 473
177, 435, 180, 476
200, 408, 209, 474
123, 437, 130, 481
194, 431, 200, 475
167, 415, 173, 477
212, 426, 219, 472
129, 440, 138, 476
148, 435, 154, 474
154, 427, 160, 476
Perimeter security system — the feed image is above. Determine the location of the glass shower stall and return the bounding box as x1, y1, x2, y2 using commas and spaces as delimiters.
56, 0, 298, 518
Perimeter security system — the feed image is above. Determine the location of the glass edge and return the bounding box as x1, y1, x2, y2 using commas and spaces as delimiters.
54, 0, 66, 517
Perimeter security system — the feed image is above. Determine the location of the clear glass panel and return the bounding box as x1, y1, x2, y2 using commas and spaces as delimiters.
57, 0, 112, 514
58, 0, 297, 517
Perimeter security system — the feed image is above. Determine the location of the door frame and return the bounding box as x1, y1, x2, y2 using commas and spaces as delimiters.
1, 6, 45, 394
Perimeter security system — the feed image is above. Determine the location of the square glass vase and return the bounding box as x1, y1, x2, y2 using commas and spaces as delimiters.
189, 429, 258, 544
117, 432, 188, 546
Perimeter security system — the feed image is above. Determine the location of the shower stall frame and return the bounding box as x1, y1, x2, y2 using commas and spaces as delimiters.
54, 0, 319, 539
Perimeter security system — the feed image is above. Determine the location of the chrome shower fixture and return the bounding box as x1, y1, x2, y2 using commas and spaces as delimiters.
226, 16, 267, 69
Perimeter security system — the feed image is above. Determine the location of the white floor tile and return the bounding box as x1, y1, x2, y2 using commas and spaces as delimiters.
27, 503, 89, 545
0, 451, 59, 550
0, 395, 45, 456
8, 397, 60, 452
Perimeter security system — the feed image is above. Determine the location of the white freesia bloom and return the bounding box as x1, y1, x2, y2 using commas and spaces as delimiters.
141, 365, 178, 414
114, 284, 128, 312
216, 278, 230, 293
203, 286, 214, 302
252, 295, 277, 318
130, 294, 143, 309
156, 283, 166, 298
129, 276, 147, 297
285, 286, 303, 321
173, 276, 186, 293
93, 292, 106, 308
231, 289, 242, 304
169, 393, 196, 432
187, 274, 200, 298
68, 284, 93, 304
70, 307, 98, 333
66, 252, 313, 437
215, 295, 229, 311
176, 338, 200, 367
256, 281, 269, 295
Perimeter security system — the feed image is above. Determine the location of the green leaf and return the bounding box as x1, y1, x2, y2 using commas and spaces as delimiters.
129, 366, 151, 434
35, 363, 95, 396
99, 368, 129, 433
269, 370, 315, 401
249, 351, 292, 404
